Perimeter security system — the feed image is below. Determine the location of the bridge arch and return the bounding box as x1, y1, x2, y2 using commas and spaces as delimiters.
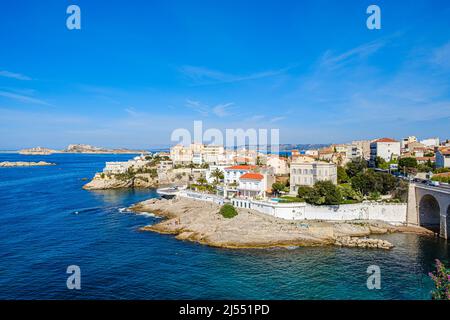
418, 194, 441, 229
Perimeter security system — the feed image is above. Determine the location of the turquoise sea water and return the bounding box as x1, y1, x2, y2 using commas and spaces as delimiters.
0, 153, 449, 300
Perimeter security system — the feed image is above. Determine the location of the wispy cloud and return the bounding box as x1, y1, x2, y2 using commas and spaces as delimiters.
184, 99, 235, 117
185, 99, 210, 116
212, 103, 234, 117
0, 70, 32, 81
270, 116, 286, 123
179, 65, 291, 85
0, 90, 51, 106
319, 39, 387, 70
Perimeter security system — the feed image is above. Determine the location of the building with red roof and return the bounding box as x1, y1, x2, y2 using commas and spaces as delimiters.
370, 138, 401, 167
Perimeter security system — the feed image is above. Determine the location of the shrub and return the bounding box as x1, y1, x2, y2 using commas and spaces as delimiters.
429, 259, 450, 300
338, 183, 362, 202
219, 204, 238, 219
432, 175, 450, 184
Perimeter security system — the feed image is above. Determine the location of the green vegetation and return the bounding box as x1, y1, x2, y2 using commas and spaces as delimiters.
434, 167, 450, 174
345, 157, 367, 178
432, 175, 450, 184
271, 182, 289, 196
398, 157, 418, 175
429, 259, 450, 300
297, 181, 341, 205
337, 166, 349, 184
350, 169, 396, 196
210, 168, 224, 184
295, 156, 407, 205
279, 196, 304, 203
219, 204, 238, 219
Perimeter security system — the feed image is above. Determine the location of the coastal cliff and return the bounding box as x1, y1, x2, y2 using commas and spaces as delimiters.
82, 170, 192, 190
129, 197, 431, 249
82, 172, 159, 190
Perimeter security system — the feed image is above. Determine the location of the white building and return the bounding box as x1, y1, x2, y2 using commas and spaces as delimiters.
420, 137, 440, 148
289, 158, 337, 194
224, 165, 257, 184
370, 138, 401, 167
103, 154, 149, 174
436, 148, 450, 168
266, 155, 289, 175
401, 136, 417, 150
237, 172, 273, 198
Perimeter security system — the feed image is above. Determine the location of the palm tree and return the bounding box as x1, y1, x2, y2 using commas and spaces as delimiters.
211, 168, 224, 184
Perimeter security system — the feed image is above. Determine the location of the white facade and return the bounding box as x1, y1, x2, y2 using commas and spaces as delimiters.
289, 159, 337, 194
224, 165, 256, 184
370, 138, 401, 166
420, 137, 440, 148
266, 156, 289, 175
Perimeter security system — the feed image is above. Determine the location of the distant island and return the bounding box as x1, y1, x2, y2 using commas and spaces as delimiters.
0, 161, 56, 167
19, 147, 59, 155
17, 144, 148, 155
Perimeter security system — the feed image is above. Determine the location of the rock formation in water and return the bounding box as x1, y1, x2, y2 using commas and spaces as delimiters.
0, 161, 56, 167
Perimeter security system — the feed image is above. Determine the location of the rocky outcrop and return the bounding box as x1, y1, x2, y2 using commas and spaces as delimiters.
0, 161, 56, 167
83, 173, 134, 190
83, 172, 158, 190
335, 236, 393, 249
83, 168, 193, 190
129, 197, 406, 250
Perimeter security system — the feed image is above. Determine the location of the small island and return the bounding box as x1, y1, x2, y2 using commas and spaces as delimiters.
17, 144, 148, 155
0, 161, 56, 167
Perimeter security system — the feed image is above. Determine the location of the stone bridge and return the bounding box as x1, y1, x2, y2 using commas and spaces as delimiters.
407, 183, 450, 239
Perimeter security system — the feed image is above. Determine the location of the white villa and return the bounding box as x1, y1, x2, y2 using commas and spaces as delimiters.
237, 172, 274, 198
103, 154, 149, 174
289, 157, 337, 194
224, 165, 257, 184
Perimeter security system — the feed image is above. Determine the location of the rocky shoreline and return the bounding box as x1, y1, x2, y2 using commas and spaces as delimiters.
129, 197, 433, 250
0, 161, 56, 167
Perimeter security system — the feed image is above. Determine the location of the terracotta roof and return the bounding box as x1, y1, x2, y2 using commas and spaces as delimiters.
415, 157, 435, 161
373, 138, 398, 143
225, 165, 257, 170
439, 148, 450, 155
240, 173, 264, 180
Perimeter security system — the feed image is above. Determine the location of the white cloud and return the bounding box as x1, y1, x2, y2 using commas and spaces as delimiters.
0, 70, 32, 81
0, 90, 51, 106
212, 103, 234, 117
179, 65, 290, 85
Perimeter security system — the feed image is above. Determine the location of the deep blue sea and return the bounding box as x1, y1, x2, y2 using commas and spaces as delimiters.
0, 153, 449, 300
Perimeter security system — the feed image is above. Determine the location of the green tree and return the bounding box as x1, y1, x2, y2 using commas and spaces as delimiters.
375, 156, 387, 169
314, 180, 341, 205
338, 184, 362, 202
346, 157, 367, 178
210, 168, 224, 184
197, 176, 207, 185
337, 166, 349, 184
272, 182, 287, 196
398, 157, 418, 174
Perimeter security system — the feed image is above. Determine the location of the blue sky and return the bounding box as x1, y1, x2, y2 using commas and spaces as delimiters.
0, 0, 449, 149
